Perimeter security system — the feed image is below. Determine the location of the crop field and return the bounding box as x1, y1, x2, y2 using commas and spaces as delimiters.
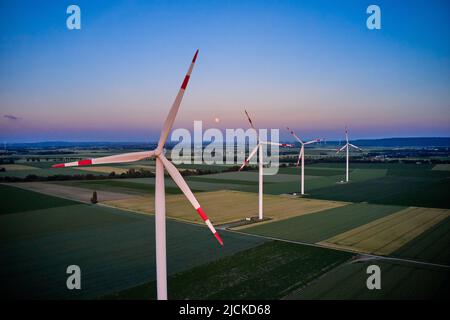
1, 159, 449, 300
61, 177, 237, 194
0, 164, 39, 171
102, 190, 347, 225
0, 185, 265, 299
392, 216, 450, 265
432, 164, 450, 171
105, 241, 353, 300
290, 260, 450, 299
239, 203, 404, 243
319, 207, 450, 255
7, 182, 133, 202
74, 166, 130, 174
0, 184, 77, 214
58, 179, 183, 195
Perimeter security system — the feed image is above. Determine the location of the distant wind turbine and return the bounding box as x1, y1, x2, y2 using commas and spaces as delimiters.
336, 126, 362, 182
239, 110, 292, 220
286, 127, 321, 195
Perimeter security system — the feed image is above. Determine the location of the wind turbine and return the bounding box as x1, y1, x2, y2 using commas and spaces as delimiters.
336, 126, 362, 182
239, 110, 292, 220
286, 127, 321, 195
286, 127, 320, 195
52, 50, 223, 300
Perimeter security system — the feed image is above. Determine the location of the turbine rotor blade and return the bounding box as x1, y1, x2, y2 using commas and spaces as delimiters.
349, 143, 362, 151
156, 50, 199, 153
159, 155, 223, 246
336, 144, 348, 154
286, 127, 303, 143
304, 138, 321, 145
262, 141, 293, 147
52, 150, 155, 168
244, 110, 259, 140
296, 147, 302, 167
239, 144, 260, 171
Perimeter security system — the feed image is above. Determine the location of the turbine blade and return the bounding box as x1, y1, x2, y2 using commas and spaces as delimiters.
239, 144, 260, 171
159, 155, 223, 246
304, 138, 321, 145
244, 110, 259, 140
349, 143, 362, 151
286, 127, 303, 143
156, 50, 199, 152
336, 144, 348, 154
262, 141, 293, 147
296, 147, 302, 167
52, 150, 155, 168
345, 126, 349, 143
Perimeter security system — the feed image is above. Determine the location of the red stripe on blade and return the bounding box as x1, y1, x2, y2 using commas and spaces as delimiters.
196, 207, 208, 221
214, 232, 224, 246
181, 75, 190, 90
78, 159, 92, 166
52, 164, 65, 168
192, 50, 199, 63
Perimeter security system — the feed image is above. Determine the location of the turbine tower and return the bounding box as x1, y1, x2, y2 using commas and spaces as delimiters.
336, 126, 362, 182
52, 50, 223, 300
239, 110, 292, 220
286, 127, 321, 195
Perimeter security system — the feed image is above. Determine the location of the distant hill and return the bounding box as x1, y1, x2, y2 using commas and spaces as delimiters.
345, 137, 450, 147
4, 137, 450, 149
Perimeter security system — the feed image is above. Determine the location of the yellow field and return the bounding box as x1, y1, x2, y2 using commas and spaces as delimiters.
0, 164, 38, 170
74, 166, 129, 174
101, 190, 347, 225
432, 164, 450, 171
319, 207, 450, 255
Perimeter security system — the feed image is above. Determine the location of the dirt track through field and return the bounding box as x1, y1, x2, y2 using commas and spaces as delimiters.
9, 182, 133, 203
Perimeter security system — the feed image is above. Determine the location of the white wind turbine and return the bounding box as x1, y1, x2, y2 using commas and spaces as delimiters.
52, 50, 223, 300
336, 126, 362, 182
239, 110, 292, 220
286, 127, 321, 195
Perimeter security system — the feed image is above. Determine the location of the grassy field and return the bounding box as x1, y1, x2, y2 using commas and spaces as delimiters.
309, 175, 450, 208
240, 203, 404, 243
319, 207, 450, 255
0, 164, 39, 171
58, 179, 183, 195
290, 260, 450, 299
393, 217, 450, 265
105, 241, 353, 299
102, 190, 347, 225
0, 187, 265, 299
0, 184, 77, 214
74, 166, 130, 174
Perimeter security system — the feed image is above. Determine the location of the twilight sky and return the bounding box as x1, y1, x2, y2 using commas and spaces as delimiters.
0, 0, 449, 142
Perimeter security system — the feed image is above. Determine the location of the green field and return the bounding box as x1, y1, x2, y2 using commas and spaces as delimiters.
0, 184, 77, 214
392, 217, 450, 265
241, 203, 404, 243
291, 260, 450, 299
1, 159, 449, 300
0, 186, 265, 299
105, 241, 353, 299
57, 179, 184, 195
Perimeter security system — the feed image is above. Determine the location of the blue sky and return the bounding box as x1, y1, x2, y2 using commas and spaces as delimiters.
0, 0, 449, 142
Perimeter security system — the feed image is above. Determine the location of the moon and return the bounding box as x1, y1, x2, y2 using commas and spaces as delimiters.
214, 117, 220, 123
